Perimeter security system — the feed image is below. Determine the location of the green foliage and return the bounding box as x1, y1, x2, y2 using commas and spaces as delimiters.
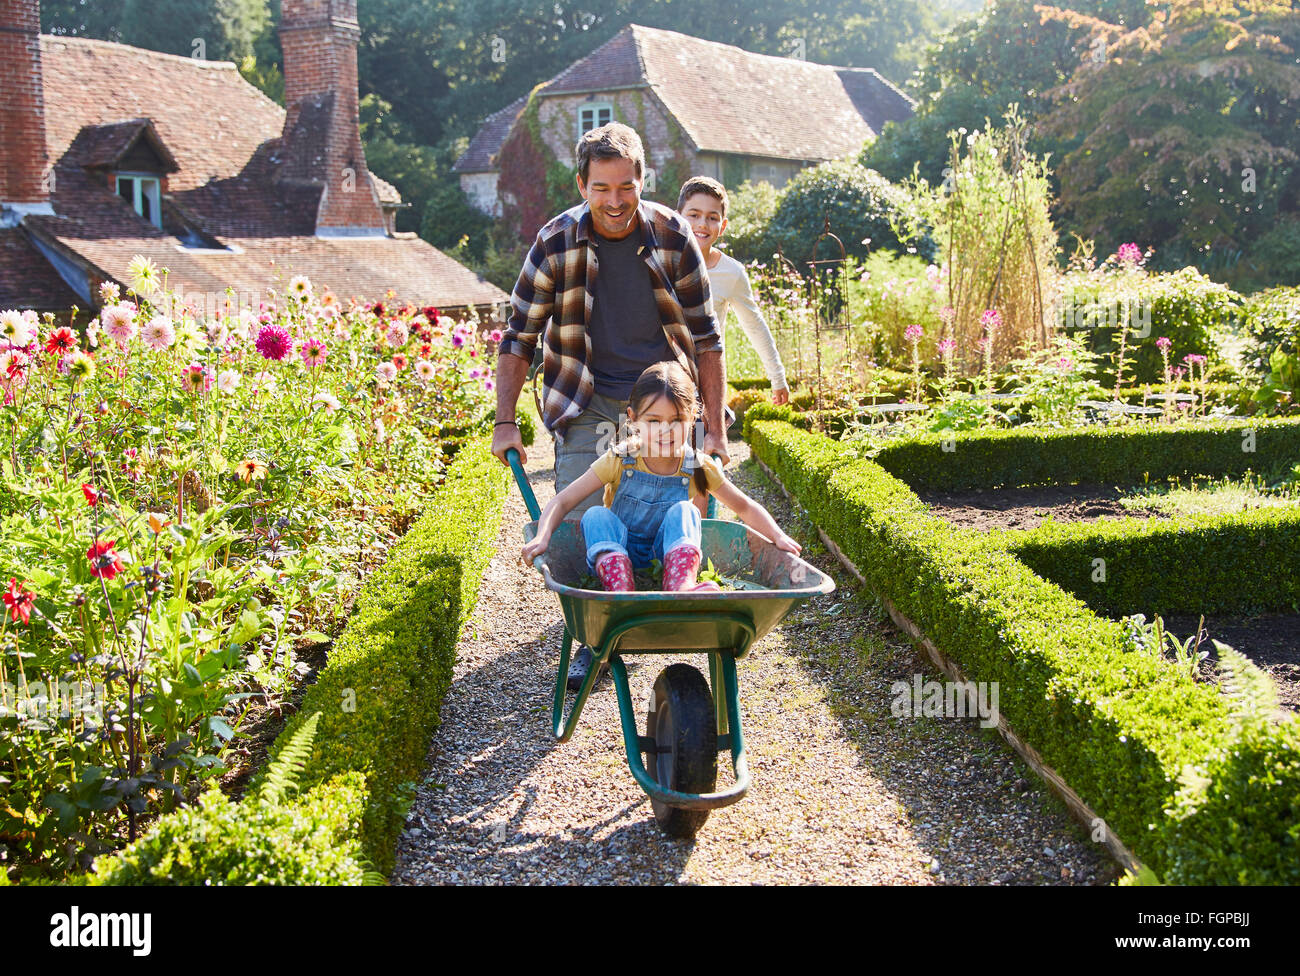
87, 773, 373, 885
253, 710, 320, 806
861, 0, 1150, 186
903, 109, 1058, 374
746, 415, 1300, 882
1252, 346, 1300, 417
1161, 711, 1300, 885
1062, 263, 1242, 386
80, 437, 510, 884
42, 0, 271, 61
721, 180, 782, 264
844, 251, 945, 365
864, 415, 1300, 491
765, 159, 927, 267
254, 439, 509, 874
1005, 333, 1107, 425
1001, 507, 1300, 618
1237, 286, 1300, 377
1037, 1, 1300, 283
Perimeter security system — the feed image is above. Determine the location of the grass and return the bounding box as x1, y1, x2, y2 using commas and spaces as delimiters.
1118, 470, 1300, 517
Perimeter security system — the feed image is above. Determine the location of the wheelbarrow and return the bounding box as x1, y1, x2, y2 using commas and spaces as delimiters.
506, 448, 835, 837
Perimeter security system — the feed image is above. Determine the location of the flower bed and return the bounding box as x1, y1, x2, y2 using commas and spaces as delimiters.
0, 265, 513, 879
746, 417, 1300, 884
80, 437, 509, 884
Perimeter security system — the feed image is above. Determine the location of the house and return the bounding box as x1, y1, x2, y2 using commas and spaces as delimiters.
0, 0, 508, 319
453, 23, 915, 240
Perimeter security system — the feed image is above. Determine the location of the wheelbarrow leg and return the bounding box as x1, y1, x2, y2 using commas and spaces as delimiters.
708, 651, 730, 737
552, 628, 606, 743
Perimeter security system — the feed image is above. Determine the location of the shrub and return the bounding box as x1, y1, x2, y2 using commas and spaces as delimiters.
1063, 265, 1242, 386
75, 437, 510, 884
720, 179, 782, 265
765, 159, 927, 268
88, 773, 372, 885
1237, 286, 1300, 377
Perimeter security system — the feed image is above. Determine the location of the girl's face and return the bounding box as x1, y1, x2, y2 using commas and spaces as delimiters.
628, 395, 692, 458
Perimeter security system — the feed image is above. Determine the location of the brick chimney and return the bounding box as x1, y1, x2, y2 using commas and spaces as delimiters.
0, 0, 53, 217
278, 0, 385, 236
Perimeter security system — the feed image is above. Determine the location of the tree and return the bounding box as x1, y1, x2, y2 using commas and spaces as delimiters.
1036, 0, 1300, 276
862, 0, 1151, 185
43, 0, 271, 61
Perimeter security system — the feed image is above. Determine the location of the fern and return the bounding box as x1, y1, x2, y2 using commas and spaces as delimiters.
1214, 641, 1279, 734
255, 711, 321, 806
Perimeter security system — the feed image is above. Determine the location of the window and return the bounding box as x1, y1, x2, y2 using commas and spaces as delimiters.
578, 103, 613, 137
115, 173, 162, 227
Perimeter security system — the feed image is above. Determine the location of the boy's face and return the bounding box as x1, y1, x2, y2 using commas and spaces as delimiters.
576, 157, 642, 240
680, 192, 727, 253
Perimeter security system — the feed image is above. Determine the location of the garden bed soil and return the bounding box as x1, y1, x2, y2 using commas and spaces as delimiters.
1160, 612, 1300, 715
218, 634, 334, 800
917, 484, 1168, 532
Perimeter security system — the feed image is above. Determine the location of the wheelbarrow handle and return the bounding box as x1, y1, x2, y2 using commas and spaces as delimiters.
505, 447, 541, 521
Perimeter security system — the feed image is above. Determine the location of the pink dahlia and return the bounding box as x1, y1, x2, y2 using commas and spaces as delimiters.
255, 322, 292, 361
299, 337, 328, 368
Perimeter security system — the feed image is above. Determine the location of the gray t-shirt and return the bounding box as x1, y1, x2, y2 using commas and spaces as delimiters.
587, 227, 671, 399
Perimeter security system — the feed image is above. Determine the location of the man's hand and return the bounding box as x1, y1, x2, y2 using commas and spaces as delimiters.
772, 386, 790, 406
702, 429, 730, 468
493, 421, 526, 466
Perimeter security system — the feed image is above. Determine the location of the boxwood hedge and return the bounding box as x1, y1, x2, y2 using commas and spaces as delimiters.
746, 417, 1299, 884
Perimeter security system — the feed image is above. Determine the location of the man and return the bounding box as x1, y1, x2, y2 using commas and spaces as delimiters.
491, 122, 729, 687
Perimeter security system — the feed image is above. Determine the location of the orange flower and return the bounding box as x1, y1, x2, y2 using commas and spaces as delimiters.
237, 459, 268, 483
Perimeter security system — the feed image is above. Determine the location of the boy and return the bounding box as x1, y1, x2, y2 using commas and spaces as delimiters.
677, 176, 789, 405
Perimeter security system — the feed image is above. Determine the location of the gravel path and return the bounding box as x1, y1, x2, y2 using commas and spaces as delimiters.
391, 431, 1120, 885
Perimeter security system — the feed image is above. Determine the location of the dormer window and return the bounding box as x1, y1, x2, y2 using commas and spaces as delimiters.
69, 118, 178, 231
115, 173, 161, 227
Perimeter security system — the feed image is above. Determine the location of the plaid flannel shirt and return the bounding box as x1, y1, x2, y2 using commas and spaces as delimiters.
497, 198, 723, 441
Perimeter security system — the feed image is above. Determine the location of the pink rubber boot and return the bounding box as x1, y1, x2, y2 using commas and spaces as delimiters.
662, 544, 720, 592
595, 551, 635, 592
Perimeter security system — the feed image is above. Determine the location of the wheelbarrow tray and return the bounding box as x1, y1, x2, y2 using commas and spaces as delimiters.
523, 517, 834, 655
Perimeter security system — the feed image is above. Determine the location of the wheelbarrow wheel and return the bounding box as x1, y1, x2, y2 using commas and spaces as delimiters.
645, 663, 718, 838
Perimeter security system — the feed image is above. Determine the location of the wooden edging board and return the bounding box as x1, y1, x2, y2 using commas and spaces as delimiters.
752, 454, 1146, 877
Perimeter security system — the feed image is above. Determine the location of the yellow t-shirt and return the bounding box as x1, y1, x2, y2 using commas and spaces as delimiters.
589, 446, 726, 509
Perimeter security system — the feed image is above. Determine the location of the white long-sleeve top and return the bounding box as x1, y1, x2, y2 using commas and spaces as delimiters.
706, 250, 788, 391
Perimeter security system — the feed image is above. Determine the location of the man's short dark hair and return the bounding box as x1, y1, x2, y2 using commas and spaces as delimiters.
677, 176, 728, 218
575, 122, 645, 185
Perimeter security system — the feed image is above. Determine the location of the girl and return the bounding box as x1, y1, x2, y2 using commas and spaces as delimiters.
520, 361, 801, 591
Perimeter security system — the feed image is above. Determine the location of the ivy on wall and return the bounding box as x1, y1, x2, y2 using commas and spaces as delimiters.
496, 83, 699, 239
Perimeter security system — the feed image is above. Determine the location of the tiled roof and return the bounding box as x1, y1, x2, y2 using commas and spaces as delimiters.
453, 94, 529, 173
540, 27, 645, 93
371, 172, 401, 205
836, 68, 916, 137
10, 35, 508, 310
40, 36, 286, 192
0, 228, 83, 311
23, 223, 507, 308
460, 24, 916, 172
624, 24, 913, 160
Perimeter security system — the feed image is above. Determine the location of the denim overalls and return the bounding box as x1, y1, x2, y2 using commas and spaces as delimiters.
580, 444, 704, 571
